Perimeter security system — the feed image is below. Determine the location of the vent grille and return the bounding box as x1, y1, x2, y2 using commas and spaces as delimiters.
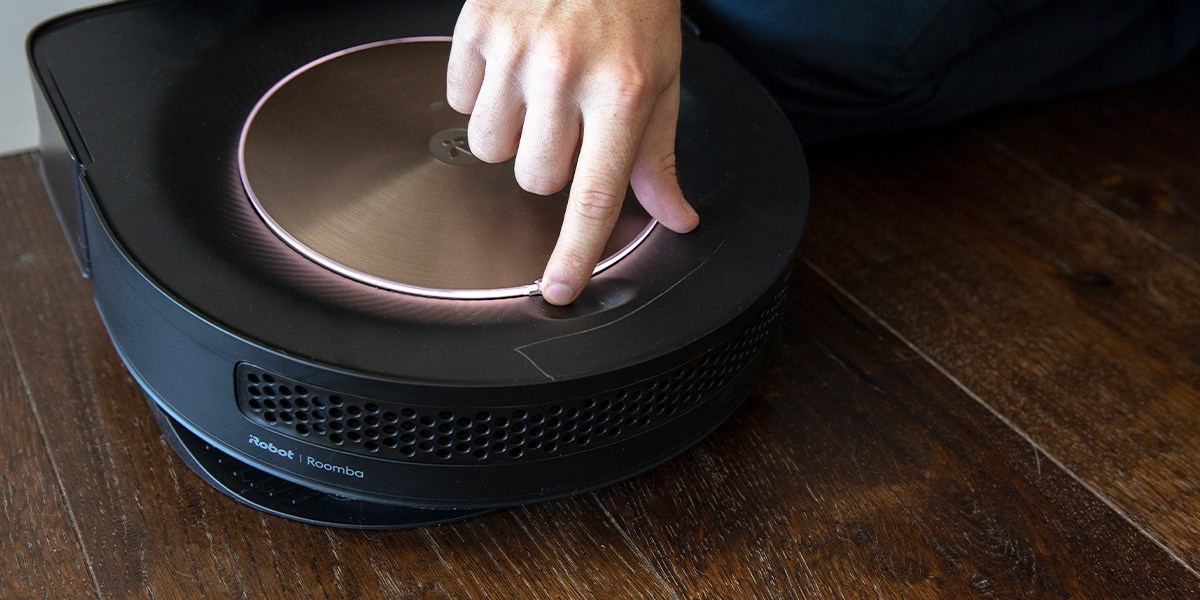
237, 286, 786, 464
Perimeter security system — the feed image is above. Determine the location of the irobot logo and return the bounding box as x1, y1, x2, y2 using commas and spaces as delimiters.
248, 434, 365, 479
248, 434, 294, 460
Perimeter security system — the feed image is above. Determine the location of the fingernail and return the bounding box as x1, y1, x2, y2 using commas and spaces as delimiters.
542, 281, 575, 305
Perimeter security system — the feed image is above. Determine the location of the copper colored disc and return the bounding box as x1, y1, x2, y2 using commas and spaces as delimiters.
238, 38, 654, 299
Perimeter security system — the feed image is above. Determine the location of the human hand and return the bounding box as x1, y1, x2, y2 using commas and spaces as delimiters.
448, 0, 699, 305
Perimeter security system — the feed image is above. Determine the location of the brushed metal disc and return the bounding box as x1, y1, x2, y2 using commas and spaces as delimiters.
239, 38, 655, 299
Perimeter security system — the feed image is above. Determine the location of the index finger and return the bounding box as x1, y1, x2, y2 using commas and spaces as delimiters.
540, 104, 651, 305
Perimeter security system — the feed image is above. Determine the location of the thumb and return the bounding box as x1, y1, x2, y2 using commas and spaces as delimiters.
630, 76, 698, 233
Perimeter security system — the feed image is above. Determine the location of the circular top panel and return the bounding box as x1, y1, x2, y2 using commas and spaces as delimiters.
50, 0, 808, 385
239, 38, 655, 299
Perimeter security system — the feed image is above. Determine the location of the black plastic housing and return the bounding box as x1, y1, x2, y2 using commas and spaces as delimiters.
29, 0, 808, 527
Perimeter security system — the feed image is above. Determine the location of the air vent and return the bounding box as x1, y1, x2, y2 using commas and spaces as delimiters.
237, 287, 785, 464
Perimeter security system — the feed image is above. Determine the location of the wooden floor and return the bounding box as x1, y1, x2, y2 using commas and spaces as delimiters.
3, 56, 1199, 598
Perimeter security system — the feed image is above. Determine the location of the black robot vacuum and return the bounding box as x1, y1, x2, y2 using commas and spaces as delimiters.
29, 0, 808, 528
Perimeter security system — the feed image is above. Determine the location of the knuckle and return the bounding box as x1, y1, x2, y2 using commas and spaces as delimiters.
538, 63, 573, 98
532, 42, 575, 95
446, 92, 474, 115
453, 12, 486, 48
555, 244, 597, 275
600, 68, 654, 112
571, 187, 624, 222
472, 142, 512, 164
467, 123, 512, 163
515, 165, 568, 196
650, 150, 678, 176
453, 26, 483, 50
445, 79, 476, 114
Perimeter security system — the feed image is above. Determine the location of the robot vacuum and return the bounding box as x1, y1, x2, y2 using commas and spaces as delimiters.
28, 0, 808, 528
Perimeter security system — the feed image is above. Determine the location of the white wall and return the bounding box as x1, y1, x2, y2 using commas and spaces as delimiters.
1, 1, 105, 155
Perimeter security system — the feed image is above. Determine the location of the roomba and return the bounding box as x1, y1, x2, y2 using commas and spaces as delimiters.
29, 0, 808, 528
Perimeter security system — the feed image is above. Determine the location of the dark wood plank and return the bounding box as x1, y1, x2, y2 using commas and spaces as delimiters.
0, 322, 99, 596
6, 53, 1200, 594
970, 55, 1200, 264
803, 106, 1200, 569
0, 158, 100, 600
597, 265, 1199, 597
0, 153, 678, 599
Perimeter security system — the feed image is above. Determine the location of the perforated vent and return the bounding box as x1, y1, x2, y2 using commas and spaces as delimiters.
237, 286, 786, 464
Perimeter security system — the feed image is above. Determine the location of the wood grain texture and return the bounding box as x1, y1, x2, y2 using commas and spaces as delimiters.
4, 57, 1200, 597
803, 60, 1200, 571
597, 266, 1198, 598
972, 55, 1200, 264
0, 157, 99, 600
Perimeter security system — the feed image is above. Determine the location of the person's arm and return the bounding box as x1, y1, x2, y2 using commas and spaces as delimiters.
447, 0, 699, 305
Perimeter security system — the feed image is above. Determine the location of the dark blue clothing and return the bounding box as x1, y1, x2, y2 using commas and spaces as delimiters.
686, 0, 1200, 143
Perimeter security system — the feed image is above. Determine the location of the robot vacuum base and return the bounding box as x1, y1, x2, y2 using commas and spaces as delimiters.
29, 0, 808, 527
